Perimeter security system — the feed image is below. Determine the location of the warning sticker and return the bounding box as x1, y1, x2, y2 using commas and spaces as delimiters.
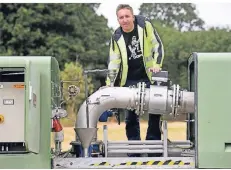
13, 84, 24, 88
90, 160, 194, 166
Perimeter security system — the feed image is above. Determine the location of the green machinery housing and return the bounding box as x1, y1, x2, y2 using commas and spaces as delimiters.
188, 53, 231, 168
0, 56, 60, 169
0, 53, 231, 169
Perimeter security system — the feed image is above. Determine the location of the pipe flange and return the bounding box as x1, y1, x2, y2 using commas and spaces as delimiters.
139, 82, 146, 116
134, 82, 146, 116
174, 84, 180, 117
170, 84, 181, 118
171, 84, 176, 115
135, 82, 142, 115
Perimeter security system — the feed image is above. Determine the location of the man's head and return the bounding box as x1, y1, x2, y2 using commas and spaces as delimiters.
116, 4, 135, 33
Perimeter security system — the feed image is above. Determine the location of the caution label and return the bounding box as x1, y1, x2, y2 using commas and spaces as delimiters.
13, 84, 24, 88
90, 162, 110, 166
90, 160, 193, 166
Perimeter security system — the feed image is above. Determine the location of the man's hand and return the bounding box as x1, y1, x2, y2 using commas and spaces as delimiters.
148, 67, 161, 73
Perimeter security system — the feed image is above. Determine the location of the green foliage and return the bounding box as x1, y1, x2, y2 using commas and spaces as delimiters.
139, 3, 205, 31
60, 62, 94, 126
153, 21, 231, 88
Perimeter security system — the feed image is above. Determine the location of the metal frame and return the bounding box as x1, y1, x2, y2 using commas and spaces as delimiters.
102, 123, 193, 157
53, 119, 195, 169
53, 157, 195, 169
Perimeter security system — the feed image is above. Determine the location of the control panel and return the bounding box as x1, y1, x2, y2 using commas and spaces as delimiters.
0, 82, 25, 142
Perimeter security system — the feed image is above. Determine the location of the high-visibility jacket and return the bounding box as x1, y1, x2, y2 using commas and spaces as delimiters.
106, 15, 164, 87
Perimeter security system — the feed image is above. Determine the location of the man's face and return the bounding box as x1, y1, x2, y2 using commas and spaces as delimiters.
117, 8, 134, 32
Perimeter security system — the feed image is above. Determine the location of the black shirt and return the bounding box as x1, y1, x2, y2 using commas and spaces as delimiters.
121, 21, 148, 80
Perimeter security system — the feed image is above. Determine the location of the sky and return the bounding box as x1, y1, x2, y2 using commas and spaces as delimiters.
97, 2, 231, 30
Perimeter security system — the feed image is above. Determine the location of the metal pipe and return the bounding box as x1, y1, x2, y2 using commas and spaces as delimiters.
168, 141, 192, 144
163, 121, 168, 157
108, 140, 163, 145
107, 143, 191, 147
108, 149, 163, 153
76, 86, 194, 128
76, 87, 139, 128
84, 73, 88, 99
103, 125, 108, 157
108, 144, 191, 147
84, 73, 90, 128
84, 148, 88, 158
54, 130, 64, 154
168, 145, 192, 148
107, 147, 192, 155
178, 91, 195, 114
84, 69, 108, 74
55, 141, 61, 153
108, 145, 163, 149
108, 140, 191, 145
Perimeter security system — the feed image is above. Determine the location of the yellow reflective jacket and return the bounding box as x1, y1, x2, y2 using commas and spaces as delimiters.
106, 15, 164, 86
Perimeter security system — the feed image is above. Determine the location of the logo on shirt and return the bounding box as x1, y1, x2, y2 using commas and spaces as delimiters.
128, 36, 143, 60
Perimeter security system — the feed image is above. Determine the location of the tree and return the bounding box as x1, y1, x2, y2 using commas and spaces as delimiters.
0, 4, 112, 90
60, 62, 94, 126
139, 3, 205, 31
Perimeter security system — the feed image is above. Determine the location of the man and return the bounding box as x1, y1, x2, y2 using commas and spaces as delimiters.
105, 4, 164, 157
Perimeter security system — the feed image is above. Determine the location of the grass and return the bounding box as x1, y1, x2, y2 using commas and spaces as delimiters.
51, 121, 187, 151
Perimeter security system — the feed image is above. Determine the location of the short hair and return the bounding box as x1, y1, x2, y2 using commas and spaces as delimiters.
116, 4, 134, 15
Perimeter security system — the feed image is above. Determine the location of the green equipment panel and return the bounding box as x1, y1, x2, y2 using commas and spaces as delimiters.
189, 53, 231, 168
0, 56, 61, 169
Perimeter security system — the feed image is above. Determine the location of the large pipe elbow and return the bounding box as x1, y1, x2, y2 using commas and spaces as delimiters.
76, 86, 140, 128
